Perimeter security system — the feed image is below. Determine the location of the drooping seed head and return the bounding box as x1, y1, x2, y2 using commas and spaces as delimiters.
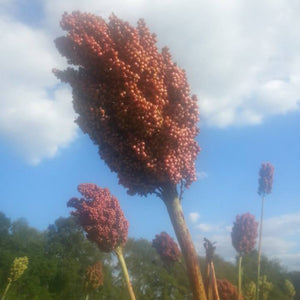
217, 279, 244, 300
54, 12, 200, 196
85, 261, 104, 291
152, 231, 181, 264
67, 183, 129, 252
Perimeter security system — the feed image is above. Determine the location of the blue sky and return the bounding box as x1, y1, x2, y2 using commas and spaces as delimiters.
0, 0, 299, 271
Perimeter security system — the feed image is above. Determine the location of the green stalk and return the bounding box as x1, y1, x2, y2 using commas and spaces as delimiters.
162, 186, 207, 300
238, 254, 243, 300
85, 294, 89, 300
256, 196, 265, 300
1, 280, 12, 300
115, 246, 136, 300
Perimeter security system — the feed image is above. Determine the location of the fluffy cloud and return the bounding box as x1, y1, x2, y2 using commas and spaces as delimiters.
196, 223, 219, 233
0, 16, 77, 164
189, 212, 200, 223
1, 0, 300, 163
43, 0, 300, 128
197, 171, 208, 181
192, 212, 300, 271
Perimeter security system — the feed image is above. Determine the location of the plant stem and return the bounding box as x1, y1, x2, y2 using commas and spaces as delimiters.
204, 258, 211, 299
1, 280, 11, 300
238, 254, 243, 300
162, 185, 207, 300
256, 196, 265, 300
85, 294, 89, 300
115, 246, 136, 300
210, 262, 220, 300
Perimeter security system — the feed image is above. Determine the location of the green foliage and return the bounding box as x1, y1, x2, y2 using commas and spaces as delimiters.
284, 279, 296, 299
0, 212, 298, 299
289, 272, 300, 300
124, 238, 192, 299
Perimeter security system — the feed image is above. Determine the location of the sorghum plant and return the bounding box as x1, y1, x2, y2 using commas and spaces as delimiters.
1, 256, 29, 300
152, 232, 181, 264
68, 184, 136, 300
55, 11, 205, 300
231, 213, 258, 300
203, 238, 220, 300
258, 276, 273, 300
217, 279, 244, 300
283, 279, 296, 300
84, 261, 104, 300
256, 162, 274, 300
243, 281, 256, 300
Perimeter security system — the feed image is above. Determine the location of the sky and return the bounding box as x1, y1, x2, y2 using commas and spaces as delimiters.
0, 0, 299, 272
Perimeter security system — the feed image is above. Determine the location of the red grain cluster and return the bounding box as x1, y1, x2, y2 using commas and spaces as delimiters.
85, 261, 104, 291
152, 231, 181, 263
231, 212, 258, 254
54, 11, 200, 196
217, 279, 244, 300
67, 183, 129, 252
258, 162, 274, 196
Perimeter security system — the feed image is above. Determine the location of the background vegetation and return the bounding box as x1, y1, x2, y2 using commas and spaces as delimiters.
0, 212, 298, 299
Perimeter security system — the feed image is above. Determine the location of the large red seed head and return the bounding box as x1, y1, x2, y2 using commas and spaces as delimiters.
54, 12, 200, 196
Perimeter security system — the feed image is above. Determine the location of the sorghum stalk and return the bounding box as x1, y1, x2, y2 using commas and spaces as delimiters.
256, 161, 274, 300
210, 262, 220, 300
115, 246, 136, 300
256, 196, 265, 300
162, 186, 207, 300
1, 280, 11, 300
203, 238, 219, 300
238, 254, 243, 300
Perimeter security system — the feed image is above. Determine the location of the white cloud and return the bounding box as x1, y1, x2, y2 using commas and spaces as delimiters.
43, 0, 300, 128
189, 212, 200, 223
263, 213, 300, 236
197, 171, 208, 180
196, 223, 219, 233
2, 0, 300, 163
0, 17, 77, 164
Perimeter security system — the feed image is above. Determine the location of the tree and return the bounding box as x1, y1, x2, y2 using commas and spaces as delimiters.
46, 216, 114, 300
124, 238, 192, 299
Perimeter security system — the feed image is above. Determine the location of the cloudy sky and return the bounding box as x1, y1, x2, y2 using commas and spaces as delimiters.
0, 0, 299, 271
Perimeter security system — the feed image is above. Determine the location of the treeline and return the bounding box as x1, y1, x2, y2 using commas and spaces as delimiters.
0, 212, 298, 299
